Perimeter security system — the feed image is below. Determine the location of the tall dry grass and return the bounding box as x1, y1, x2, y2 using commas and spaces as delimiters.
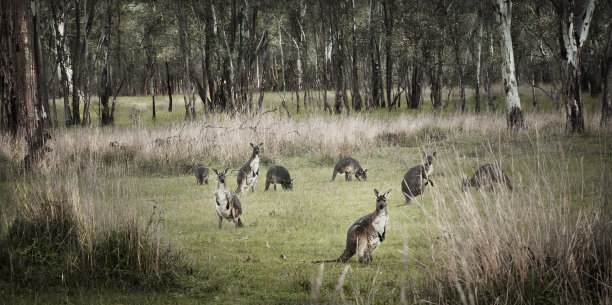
416, 133, 612, 304
2, 110, 603, 178
0, 162, 182, 288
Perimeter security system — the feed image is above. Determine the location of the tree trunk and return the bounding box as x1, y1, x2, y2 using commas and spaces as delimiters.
558, 0, 594, 133
602, 19, 612, 127
369, 0, 382, 108
1, 0, 50, 167
383, 0, 394, 109
494, 0, 523, 130
50, 2, 72, 127
485, 33, 494, 112
474, 10, 483, 113
331, 2, 345, 114
166, 61, 173, 112
176, 1, 194, 120
351, 0, 362, 112
100, 0, 112, 125
71, 0, 81, 125
410, 62, 423, 109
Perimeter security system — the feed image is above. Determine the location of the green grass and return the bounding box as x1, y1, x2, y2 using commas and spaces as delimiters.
2, 86, 611, 304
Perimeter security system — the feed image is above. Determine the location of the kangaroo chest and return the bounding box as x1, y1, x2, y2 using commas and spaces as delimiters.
247, 156, 260, 185
215, 188, 233, 218
367, 212, 388, 253
425, 164, 433, 177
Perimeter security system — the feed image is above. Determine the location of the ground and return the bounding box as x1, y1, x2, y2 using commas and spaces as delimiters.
1, 90, 610, 304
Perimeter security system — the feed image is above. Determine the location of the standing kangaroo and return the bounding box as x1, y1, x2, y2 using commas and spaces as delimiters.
213, 169, 244, 228
236, 143, 263, 194
314, 189, 391, 264
265, 165, 294, 191
193, 166, 210, 185
401, 152, 436, 204
332, 157, 368, 181
461, 163, 513, 191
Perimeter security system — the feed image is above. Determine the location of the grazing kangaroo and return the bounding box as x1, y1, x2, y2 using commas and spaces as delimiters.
193, 166, 210, 185
401, 152, 436, 204
461, 163, 513, 191
236, 143, 263, 194
265, 165, 293, 191
332, 157, 368, 181
213, 169, 244, 228
314, 189, 391, 264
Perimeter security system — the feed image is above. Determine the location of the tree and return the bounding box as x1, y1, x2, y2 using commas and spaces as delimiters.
493, 0, 524, 130
553, 0, 595, 133
602, 17, 612, 127
1, 0, 51, 167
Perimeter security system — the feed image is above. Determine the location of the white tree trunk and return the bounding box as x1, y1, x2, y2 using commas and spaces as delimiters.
494, 0, 523, 129
559, 0, 595, 132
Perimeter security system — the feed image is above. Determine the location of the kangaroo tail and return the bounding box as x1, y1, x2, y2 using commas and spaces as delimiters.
312, 248, 351, 264
503, 173, 513, 191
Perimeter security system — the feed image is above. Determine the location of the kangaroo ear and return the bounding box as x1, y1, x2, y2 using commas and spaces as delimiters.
374, 189, 379, 198
224, 168, 229, 174
213, 169, 218, 175
250, 143, 255, 148
384, 189, 392, 198
258, 142, 264, 147
433, 151, 437, 157
422, 151, 427, 158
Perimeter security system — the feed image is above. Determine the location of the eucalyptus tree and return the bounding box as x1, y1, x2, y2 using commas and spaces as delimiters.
493, 0, 524, 130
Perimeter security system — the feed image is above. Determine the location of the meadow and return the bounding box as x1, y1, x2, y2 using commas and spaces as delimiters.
0, 89, 610, 304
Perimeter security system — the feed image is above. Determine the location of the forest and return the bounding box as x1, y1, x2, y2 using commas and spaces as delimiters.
1, 0, 611, 304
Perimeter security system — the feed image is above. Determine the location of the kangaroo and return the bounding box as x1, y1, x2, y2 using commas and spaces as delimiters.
265, 165, 294, 191
332, 157, 368, 181
401, 152, 436, 204
236, 143, 263, 194
193, 166, 210, 185
461, 163, 513, 191
314, 189, 391, 264
213, 169, 244, 228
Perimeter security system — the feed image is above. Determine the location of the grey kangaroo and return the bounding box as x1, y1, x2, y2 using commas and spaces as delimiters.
401, 152, 436, 204
213, 169, 244, 228
461, 163, 513, 191
236, 143, 263, 194
265, 165, 294, 191
314, 189, 391, 263
193, 166, 210, 185
332, 157, 368, 181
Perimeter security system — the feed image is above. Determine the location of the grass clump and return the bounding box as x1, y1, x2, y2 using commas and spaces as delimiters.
0, 181, 182, 289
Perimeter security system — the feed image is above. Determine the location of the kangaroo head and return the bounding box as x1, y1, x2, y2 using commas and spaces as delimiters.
282, 178, 294, 190
213, 168, 229, 184
250, 142, 263, 156
356, 168, 368, 181
374, 189, 392, 210
423, 151, 437, 165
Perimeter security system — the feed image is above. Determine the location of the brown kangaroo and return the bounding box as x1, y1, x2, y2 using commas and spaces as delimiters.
461, 163, 513, 191
314, 189, 391, 263
332, 157, 368, 181
401, 152, 436, 204
213, 169, 244, 228
236, 143, 263, 194
265, 165, 293, 191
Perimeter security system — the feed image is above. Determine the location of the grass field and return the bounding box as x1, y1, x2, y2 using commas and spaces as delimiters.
1, 89, 611, 304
